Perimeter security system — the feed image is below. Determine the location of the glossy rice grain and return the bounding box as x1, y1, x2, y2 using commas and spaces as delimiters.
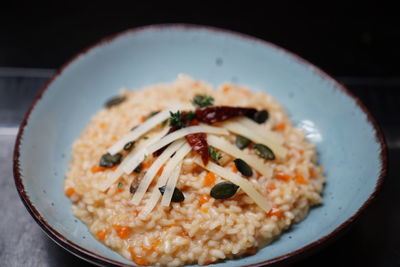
64, 75, 325, 266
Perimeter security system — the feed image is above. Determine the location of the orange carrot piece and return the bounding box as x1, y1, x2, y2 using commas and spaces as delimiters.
295, 174, 308, 184
96, 229, 108, 241
230, 163, 239, 173
129, 247, 150, 266
142, 160, 152, 170
267, 184, 277, 191
267, 207, 283, 217
112, 225, 131, 239
65, 188, 75, 197
202, 260, 214, 265
99, 122, 107, 129
91, 165, 106, 173
274, 172, 291, 182
309, 167, 316, 179
140, 115, 147, 122
203, 172, 216, 187
200, 207, 209, 214
157, 164, 165, 176
198, 194, 211, 206
276, 122, 286, 132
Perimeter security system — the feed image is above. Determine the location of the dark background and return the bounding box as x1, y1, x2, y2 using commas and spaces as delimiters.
1, 1, 400, 267
1, 1, 399, 77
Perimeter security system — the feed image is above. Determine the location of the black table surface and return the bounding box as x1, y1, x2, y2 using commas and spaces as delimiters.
0, 67, 399, 267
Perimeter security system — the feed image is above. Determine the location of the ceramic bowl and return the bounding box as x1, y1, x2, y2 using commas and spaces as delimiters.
14, 24, 387, 267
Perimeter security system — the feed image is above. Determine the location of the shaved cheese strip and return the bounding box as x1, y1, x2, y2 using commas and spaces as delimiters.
194, 158, 271, 212
108, 107, 180, 155
161, 162, 182, 207
98, 127, 170, 191
235, 117, 284, 145
131, 139, 185, 205
220, 121, 287, 158
145, 125, 228, 154
207, 135, 272, 179
140, 143, 192, 216
122, 127, 170, 174
123, 125, 225, 174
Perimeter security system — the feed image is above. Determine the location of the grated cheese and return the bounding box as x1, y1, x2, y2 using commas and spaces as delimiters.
107, 107, 179, 155
220, 120, 287, 158
130, 139, 185, 205
194, 158, 271, 212
161, 161, 183, 207
235, 117, 284, 145
98, 127, 169, 191
207, 135, 272, 179
140, 142, 192, 216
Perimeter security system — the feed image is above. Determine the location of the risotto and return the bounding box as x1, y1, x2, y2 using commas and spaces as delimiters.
64, 74, 324, 266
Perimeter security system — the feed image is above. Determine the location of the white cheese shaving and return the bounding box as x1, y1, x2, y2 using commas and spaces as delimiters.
220, 120, 287, 158
207, 135, 272, 179
122, 125, 226, 175
145, 125, 228, 154
161, 161, 182, 207
121, 127, 170, 174
130, 139, 185, 205
98, 127, 170, 191
107, 107, 179, 155
194, 158, 271, 212
235, 117, 284, 145
140, 142, 192, 216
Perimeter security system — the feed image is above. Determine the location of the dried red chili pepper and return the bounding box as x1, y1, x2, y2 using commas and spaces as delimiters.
185, 132, 209, 165
195, 106, 257, 124
184, 120, 209, 165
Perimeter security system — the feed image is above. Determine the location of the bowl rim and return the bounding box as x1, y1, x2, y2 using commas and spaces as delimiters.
13, 23, 388, 267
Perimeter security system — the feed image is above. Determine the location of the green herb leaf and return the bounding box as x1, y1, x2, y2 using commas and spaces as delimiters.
169, 111, 186, 129
143, 136, 149, 140
192, 94, 214, 108
158, 185, 185, 202
209, 146, 222, 164
210, 181, 239, 199
117, 181, 124, 189
186, 110, 196, 122
192, 95, 214, 108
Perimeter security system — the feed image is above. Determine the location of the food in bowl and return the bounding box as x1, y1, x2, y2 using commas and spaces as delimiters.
64, 74, 324, 266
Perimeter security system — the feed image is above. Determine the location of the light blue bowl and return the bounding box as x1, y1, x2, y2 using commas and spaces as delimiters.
14, 24, 386, 267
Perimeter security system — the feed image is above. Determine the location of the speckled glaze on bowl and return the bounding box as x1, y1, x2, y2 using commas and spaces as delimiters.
13, 24, 386, 267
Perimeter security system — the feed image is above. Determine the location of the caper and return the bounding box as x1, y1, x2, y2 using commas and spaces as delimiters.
253, 144, 275, 160
210, 181, 239, 199
123, 141, 135, 151
159, 185, 185, 202
251, 110, 269, 124
235, 135, 251, 150
104, 95, 126, 108
99, 153, 122, 167
234, 158, 253, 177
